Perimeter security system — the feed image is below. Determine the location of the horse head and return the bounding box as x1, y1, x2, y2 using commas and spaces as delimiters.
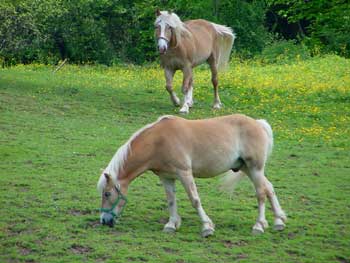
98, 173, 127, 227
154, 10, 176, 54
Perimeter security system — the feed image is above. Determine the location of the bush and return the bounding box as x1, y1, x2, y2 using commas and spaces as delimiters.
259, 40, 310, 64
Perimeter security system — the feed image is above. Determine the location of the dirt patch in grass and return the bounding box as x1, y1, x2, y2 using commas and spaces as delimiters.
126, 256, 148, 262
222, 240, 248, 248
336, 256, 350, 263
236, 253, 249, 260
86, 220, 101, 228
162, 247, 179, 254
70, 244, 92, 254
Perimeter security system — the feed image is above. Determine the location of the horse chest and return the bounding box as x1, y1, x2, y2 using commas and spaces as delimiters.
161, 54, 187, 70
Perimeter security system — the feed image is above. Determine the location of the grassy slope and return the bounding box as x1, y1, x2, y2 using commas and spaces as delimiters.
0, 55, 349, 263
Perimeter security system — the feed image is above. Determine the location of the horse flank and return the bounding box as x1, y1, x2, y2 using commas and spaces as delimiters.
97, 115, 174, 192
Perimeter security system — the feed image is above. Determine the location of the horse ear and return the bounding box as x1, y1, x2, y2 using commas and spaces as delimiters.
155, 8, 161, 17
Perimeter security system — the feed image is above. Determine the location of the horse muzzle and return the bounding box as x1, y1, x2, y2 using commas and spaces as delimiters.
101, 212, 114, 227
157, 38, 168, 54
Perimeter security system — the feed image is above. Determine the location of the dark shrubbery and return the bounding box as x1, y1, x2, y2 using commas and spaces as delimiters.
0, 0, 275, 65
0, 0, 349, 65
260, 40, 310, 64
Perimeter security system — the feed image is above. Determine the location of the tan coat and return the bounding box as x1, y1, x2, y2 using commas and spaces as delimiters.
98, 114, 286, 236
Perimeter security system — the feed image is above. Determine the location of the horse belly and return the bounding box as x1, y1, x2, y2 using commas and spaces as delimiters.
191, 149, 238, 178
192, 52, 211, 67
161, 55, 186, 70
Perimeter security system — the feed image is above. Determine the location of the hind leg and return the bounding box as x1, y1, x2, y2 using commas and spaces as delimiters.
249, 169, 269, 234
247, 167, 286, 234
208, 55, 221, 109
265, 180, 287, 230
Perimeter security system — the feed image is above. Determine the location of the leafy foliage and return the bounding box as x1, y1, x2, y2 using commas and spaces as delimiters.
0, 0, 349, 64
259, 40, 310, 64
0, 0, 273, 65
268, 0, 350, 57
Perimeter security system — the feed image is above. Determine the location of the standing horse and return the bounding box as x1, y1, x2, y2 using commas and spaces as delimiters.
154, 10, 235, 114
97, 114, 287, 237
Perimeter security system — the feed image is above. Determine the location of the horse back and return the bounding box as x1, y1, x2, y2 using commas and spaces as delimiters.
132, 115, 269, 177
183, 19, 217, 64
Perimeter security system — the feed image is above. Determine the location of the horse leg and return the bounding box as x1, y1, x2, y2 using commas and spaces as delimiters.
178, 170, 215, 237
246, 167, 270, 234
179, 66, 193, 114
187, 77, 194, 107
165, 68, 180, 106
265, 179, 287, 230
160, 177, 181, 233
208, 56, 221, 109
247, 167, 286, 234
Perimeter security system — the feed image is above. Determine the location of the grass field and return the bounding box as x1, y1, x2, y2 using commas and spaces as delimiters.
0, 55, 349, 263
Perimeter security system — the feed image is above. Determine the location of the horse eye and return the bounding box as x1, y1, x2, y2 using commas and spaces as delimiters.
104, 192, 111, 198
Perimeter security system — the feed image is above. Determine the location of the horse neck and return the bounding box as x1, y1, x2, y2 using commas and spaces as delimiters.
117, 142, 149, 191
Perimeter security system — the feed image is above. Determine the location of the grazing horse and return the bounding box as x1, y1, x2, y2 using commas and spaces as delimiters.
154, 10, 235, 114
97, 114, 287, 237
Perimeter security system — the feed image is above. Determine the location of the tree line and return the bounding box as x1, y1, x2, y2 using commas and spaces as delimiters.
0, 0, 349, 66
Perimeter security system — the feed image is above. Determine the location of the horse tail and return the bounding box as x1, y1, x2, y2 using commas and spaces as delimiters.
211, 23, 236, 71
256, 119, 274, 157
219, 170, 245, 197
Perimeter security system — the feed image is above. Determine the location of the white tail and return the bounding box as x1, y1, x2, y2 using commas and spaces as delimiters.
256, 119, 274, 157
211, 23, 236, 71
219, 170, 245, 197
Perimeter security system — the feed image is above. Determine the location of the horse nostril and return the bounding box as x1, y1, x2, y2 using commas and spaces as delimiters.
159, 47, 166, 54
107, 220, 114, 227
101, 213, 114, 227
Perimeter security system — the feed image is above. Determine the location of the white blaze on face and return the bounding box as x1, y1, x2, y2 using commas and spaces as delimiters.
158, 38, 168, 53
157, 20, 168, 54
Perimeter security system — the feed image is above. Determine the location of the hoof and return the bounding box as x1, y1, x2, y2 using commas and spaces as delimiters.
212, 103, 222, 110
172, 97, 181, 107
274, 217, 286, 231
252, 225, 264, 235
173, 101, 181, 107
274, 223, 285, 231
163, 226, 176, 234
179, 105, 189, 114
202, 228, 215, 238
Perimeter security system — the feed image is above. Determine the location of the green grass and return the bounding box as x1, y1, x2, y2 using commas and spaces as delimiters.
0, 55, 349, 263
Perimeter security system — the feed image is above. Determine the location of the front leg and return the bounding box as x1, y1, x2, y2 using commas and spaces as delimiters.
179, 66, 193, 114
164, 68, 180, 107
161, 177, 181, 233
178, 170, 215, 237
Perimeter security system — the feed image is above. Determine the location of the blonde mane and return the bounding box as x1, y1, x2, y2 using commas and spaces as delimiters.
155, 11, 191, 45
97, 115, 174, 192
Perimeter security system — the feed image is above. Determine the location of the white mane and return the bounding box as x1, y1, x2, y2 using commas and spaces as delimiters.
155, 11, 191, 42
97, 115, 174, 192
